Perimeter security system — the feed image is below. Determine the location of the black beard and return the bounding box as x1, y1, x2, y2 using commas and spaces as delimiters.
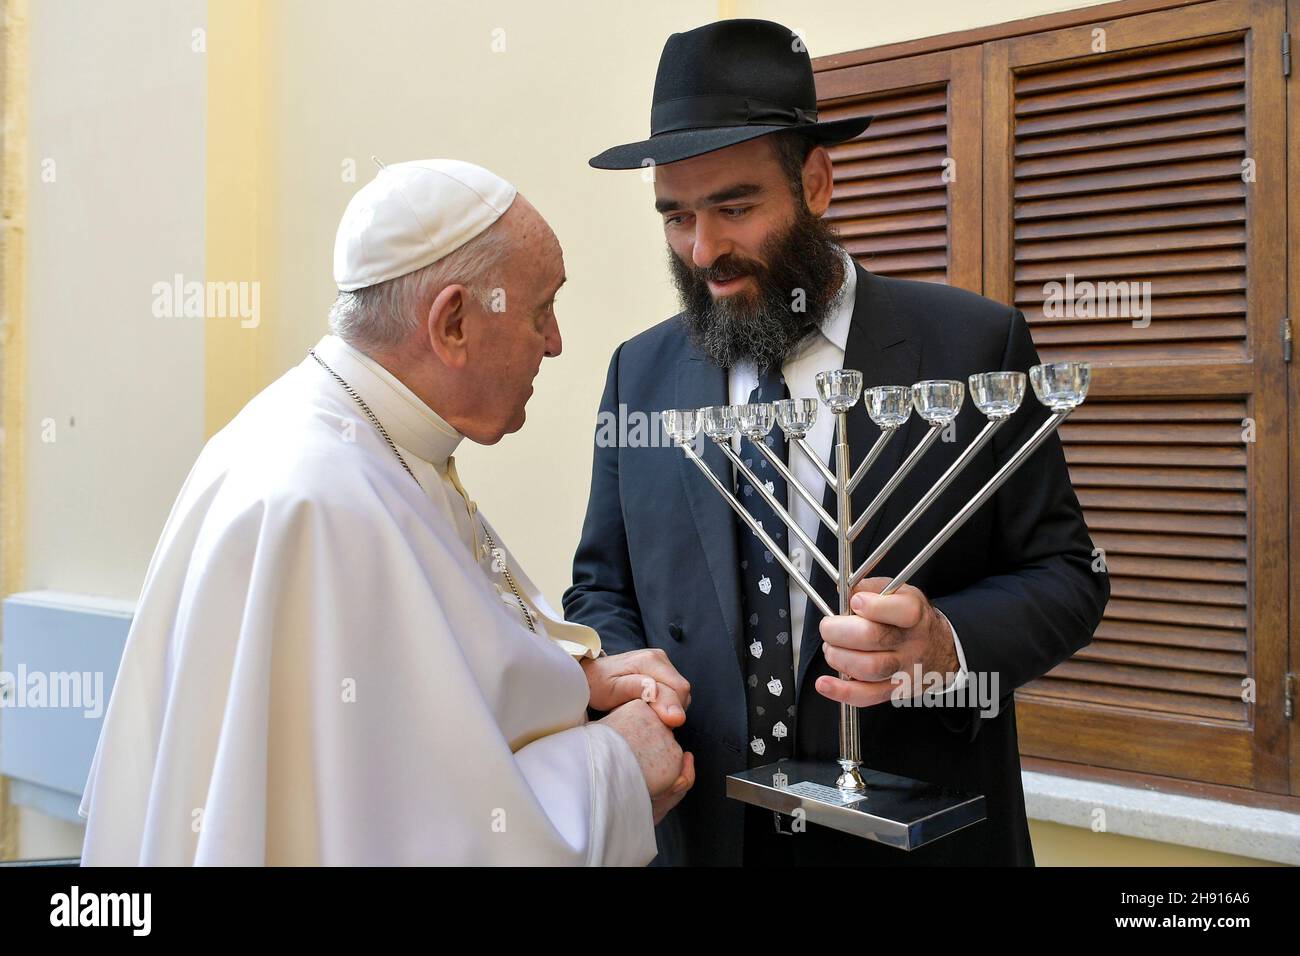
669, 207, 846, 373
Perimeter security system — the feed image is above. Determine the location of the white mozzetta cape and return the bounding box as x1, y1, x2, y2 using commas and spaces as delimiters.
78, 335, 656, 866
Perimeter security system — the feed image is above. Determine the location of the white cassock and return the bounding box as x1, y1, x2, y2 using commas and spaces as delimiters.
78, 333, 657, 866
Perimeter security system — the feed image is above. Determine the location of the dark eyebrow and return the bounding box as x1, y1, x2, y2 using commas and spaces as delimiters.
655, 183, 763, 214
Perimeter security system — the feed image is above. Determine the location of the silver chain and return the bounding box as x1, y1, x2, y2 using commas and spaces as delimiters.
308, 348, 537, 634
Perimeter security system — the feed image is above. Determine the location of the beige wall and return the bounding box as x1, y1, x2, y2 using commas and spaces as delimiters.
25, 0, 207, 601
13, 0, 207, 858
12, 0, 1283, 866
1030, 821, 1282, 866
256, 0, 716, 606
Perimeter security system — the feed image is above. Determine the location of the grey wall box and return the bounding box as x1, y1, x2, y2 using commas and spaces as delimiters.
0, 592, 134, 823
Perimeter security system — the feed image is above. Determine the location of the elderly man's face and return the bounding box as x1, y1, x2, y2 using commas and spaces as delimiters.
460, 207, 565, 443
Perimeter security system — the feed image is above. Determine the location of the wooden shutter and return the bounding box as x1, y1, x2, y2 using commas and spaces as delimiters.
815, 46, 983, 291
983, 0, 1290, 791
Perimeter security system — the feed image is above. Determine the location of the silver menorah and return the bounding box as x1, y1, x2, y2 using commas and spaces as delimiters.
660, 360, 1091, 846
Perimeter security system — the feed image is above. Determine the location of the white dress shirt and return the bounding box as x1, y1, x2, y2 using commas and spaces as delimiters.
727, 249, 969, 691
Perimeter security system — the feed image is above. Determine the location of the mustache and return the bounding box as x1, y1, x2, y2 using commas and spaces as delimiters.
692, 256, 760, 283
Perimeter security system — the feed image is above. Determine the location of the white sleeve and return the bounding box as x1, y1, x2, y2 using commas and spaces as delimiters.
583, 723, 658, 866
508, 722, 656, 867
937, 609, 971, 694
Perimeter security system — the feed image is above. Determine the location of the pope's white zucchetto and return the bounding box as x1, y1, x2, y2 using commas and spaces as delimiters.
333, 159, 518, 292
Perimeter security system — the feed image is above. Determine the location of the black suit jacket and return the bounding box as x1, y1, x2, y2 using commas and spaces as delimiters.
563, 264, 1110, 865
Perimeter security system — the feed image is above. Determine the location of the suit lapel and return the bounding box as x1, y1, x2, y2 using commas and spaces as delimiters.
674, 357, 744, 666
796, 265, 923, 698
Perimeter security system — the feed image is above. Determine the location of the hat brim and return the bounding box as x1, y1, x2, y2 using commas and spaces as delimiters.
588, 115, 872, 170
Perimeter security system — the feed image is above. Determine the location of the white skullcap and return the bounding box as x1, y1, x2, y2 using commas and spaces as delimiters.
333, 158, 518, 292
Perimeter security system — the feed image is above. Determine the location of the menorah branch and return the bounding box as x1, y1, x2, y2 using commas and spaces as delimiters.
846, 425, 898, 496
848, 422, 945, 542
750, 438, 836, 534
851, 416, 1007, 581
879, 409, 1072, 595
679, 444, 834, 620
792, 435, 836, 487
714, 441, 837, 582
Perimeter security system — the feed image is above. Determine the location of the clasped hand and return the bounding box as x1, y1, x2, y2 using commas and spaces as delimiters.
585, 649, 695, 824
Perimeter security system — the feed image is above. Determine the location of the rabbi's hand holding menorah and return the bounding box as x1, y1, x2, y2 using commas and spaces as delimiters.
815, 576, 961, 708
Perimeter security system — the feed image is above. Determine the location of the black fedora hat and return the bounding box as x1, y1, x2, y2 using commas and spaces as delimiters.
590, 19, 872, 170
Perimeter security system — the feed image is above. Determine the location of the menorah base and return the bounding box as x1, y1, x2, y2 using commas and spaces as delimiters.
726, 760, 986, 850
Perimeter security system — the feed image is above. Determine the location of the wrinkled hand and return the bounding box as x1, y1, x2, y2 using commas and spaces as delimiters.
814, 577, 958, 708
599, 699, 695, 825
649, 751, 695, 825
582, 648, 691, 729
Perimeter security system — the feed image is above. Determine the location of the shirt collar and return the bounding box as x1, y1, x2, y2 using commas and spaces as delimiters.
309, 333, 464, 466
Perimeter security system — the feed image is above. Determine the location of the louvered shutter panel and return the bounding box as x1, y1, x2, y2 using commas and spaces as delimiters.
815, 46, 983, 291
983, 0, 1290, 791
1053, 397, 1249, 723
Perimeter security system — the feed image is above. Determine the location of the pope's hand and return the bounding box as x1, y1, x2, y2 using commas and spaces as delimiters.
582, 648, 691, 728
600, 699, 695, 825
814, 577, 959, 708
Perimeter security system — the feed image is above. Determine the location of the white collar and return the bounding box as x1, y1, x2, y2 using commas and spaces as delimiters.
309, 334, 463, 466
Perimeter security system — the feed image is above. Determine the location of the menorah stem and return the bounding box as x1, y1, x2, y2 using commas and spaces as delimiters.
850, 417, 1007, 586
834, 411, 865, 790
750, 439, 836, 534
848, 422, 945, 542
679, 444, 834, 619
880, 409, 1072, 595
792, 435, 836, 487
714, 441, 837, 582
846, 425, 899, 495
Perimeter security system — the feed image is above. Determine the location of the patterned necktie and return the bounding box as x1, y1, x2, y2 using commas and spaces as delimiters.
737, 368, 796, 767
